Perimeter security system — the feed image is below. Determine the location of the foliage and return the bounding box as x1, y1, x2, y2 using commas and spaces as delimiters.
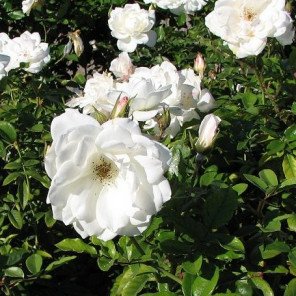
0, 0, 296, 295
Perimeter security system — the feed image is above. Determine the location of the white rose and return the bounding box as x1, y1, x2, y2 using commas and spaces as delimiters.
205, 0, 295, 58
66, 72, 116, 116
22, 0, 41, 15
195, 114, 221, 151
0, 31, 50, 73
108, 4, 157, 52
132, 61, 179, 96
45, 109, 172, 241
109, 52, 135, 80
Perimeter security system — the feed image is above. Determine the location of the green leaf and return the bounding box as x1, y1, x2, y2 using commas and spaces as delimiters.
235, 280, 253, 296
220, 237, 245, 253
177, 13, 186, 26
44, 210, 56, 228
182, 273, 196, 296
284, 125, 296, 142
110, 266, 152, 296
26, 254, 43, 274
97, 256, 114, 271
45, 256, 76, 272
288, 248, 296, 268
8, 10, 24, 20
3, 172, 22, 186
182, 256, 203, 275
284, 278, 296, 296
200, 166, 218, 187
203, 189, 238, 228
18, 180, 30, 209
238, 92, 258, 109
0, 121, 17, 143
287, 215, 296, 232
6, 249, 27, 266
73, 73, 86, 85
8, 210, 23, 229
244, 174, 268, 192
192, 266, 219, 296
280, 178, 296, 188
4, 267, 24, 278
250, 276, 273, 296
258, 169, 278, 187
267, 139, 285, 155
232, 183, 248, 195
292, 102, 296, 115
283, 155, 296, 179
259, 241, 290, 259
4, 160, 22, 170
55, 238, 97, 255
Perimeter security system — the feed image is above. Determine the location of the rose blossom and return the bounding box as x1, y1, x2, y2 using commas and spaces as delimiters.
108, 3, 157, 52
0, 31, 50, 73
205, 0, 295, 58
109, 52, 135, 81
45, 109, 172, 241
66, 72, 116, 116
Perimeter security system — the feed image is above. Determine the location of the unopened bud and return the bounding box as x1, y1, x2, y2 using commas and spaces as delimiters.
110, 96, 129, 119
195, 114, 221, 152
68, 30, 84, 57
194, 52, 205, 79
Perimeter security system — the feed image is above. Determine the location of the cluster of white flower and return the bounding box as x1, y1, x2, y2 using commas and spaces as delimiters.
205, 0, 295, 58
44, 0, 295, 242
45, 50, 221, 241
108, 1, 294, 57
0, 31, 50, 79
67, 53, 216, 138
144, 0, 208, 15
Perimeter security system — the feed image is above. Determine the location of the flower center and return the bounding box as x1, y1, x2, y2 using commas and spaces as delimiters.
243, 8, 256, 22
92, 155, 119, 185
